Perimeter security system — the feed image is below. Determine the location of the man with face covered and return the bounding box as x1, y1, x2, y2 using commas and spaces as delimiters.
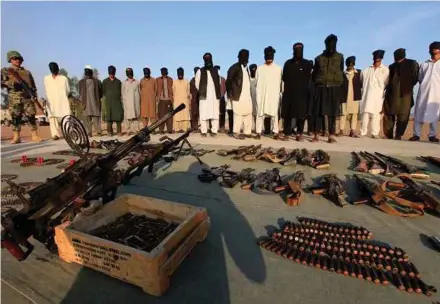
281, 42, 313, 141
215, 65, 229, 133
43, 61, 71, 140
139, 67, 157, 127
102, 65, 123, 136
78, 65, 103, 136
410, 41, 440, 142
360, 50, 390, 138
172, 67, 191, 132
189, 67, 200, 131
254, 46, 283, 140
195, 53, 221, 136
156, 67, 174, 134
121, 67, 140, 135
249, 64, 258, 131
383, 49, 419, 140
339, 56, 362, 137
226, 49, 253, 139
311, 34, 345, 143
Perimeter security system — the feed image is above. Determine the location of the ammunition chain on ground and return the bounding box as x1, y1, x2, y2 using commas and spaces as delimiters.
1, 182, 43, 197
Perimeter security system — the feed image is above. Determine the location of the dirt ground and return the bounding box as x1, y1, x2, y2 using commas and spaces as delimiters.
1, 119, 438, 143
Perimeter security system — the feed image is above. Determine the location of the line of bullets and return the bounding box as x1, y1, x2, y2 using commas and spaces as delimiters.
91, 213, 179, 252
296, 217, 373, 239
258, 218, 437, 297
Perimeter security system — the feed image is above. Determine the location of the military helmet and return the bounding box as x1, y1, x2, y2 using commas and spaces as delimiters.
7, 50, 23, 62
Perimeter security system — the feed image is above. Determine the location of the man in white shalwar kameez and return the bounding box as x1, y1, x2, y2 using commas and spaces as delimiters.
122, 67, 140, 135
43, 62, 71, 140
255, 46, 283, 140
226, 49, 253, 139
410, 41, 440, 142
360, 50, 389, 138
195, 53, 222, 137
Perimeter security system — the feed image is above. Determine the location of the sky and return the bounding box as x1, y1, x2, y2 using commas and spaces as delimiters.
1, 1, 440, 99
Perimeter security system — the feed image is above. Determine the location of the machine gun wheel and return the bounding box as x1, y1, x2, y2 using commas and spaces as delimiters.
61, 115, 90, 157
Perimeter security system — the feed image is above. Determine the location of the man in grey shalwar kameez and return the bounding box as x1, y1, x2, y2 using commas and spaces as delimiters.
78, 65, 103, 136
122, 67, 141, 135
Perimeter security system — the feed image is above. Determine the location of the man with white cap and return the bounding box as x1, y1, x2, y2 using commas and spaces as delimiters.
78, 65, 103, 136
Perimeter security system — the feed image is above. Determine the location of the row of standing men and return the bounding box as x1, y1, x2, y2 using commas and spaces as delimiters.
2, 35, 439, 144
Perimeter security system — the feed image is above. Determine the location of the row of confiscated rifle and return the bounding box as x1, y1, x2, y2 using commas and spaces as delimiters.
258, 217, 437, 296
351, 151, 430, 179
197, 166, 305, 207
217, 145, 330, 169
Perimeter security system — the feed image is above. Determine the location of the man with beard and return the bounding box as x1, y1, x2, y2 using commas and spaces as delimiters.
195, 53, 221, 137
360, 50, 389, 139
122, 67, 140, 135
255, 46, 283, 140
189, 67, 200, 131
281, 42, 313, 141
311, 34, 344, 143
339, 56, 361, 137
44, 61, 71, 140
249, 64, 258, 131
139, 67, 157, 127
1, 51, 42, 143
102, 65, 123, 136
156, 67, 174, 134
78, 65, 103, 136
383, 48, 419, 140
173, 67, 191, 132
226, 49, 253, 140
410, 41, 440, 142
216, 65, 228, 133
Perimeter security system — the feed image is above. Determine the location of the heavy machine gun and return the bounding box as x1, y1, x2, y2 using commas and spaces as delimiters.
1, 103, 186, 261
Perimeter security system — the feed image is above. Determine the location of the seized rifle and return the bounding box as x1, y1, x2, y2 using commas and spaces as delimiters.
197, 165, 231, 183
0, 103, 186, 261
351, 152, 368, 173
241, 168, 282, 194
274, 171, 305, 206
419, 156, 440, 168
121, 129, 201, 184
298, 149, 330, 169
233, 144, 262, 161
7, 68, 45, 115
375, 152, 430, 180
309, 174, 346, 207
358, 151, 385, 175
280, 149, 300, 166
219, 168, 256, 188
383, 174, 440, 215
352, 174, 425, 217
362, 151, 395, 176
217, 145, 255, 157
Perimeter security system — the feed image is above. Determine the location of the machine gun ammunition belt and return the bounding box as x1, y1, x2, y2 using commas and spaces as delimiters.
1, 174, 18, 182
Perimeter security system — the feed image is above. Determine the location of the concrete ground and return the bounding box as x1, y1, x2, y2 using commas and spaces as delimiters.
1, 134, 440, 304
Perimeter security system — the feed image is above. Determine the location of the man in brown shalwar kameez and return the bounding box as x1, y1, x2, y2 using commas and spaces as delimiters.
140, 67, 157, 127
78, 65, 103, 136
156, 67, 174, 134
190, 67, 200, 131
172, 67, 191, 132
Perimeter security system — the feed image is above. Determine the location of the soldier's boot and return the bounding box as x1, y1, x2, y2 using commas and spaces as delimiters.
10, 131, 21, 144
31, 130, 43, 142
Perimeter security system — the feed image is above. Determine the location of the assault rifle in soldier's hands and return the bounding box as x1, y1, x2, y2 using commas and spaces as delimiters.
7, 68, 45, 114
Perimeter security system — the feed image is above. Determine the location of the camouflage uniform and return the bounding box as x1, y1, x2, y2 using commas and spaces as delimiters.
1, 51, 38, 132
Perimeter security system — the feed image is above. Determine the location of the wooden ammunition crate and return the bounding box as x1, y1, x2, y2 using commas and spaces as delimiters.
54, 194, 210, 296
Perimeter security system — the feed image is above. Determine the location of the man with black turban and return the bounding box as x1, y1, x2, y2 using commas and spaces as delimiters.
410, 41, 440, 142
310, 34, 345, 143
172, 67, 191, 132
102, 65, 123, 136
255, 46, 283, 140
339, 56, 361, 137
140, 67, 157, 127
78, 65, 103, 136
44, 61, 71, 140
156, 67, 174, 133
360, 50, 389, 139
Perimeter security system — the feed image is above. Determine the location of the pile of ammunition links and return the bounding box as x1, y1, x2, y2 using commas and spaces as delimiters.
258, 217, 437, 296
91, 213, 178, 252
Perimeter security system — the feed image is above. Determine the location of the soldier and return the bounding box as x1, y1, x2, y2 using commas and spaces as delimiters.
1, 50, 42, 143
